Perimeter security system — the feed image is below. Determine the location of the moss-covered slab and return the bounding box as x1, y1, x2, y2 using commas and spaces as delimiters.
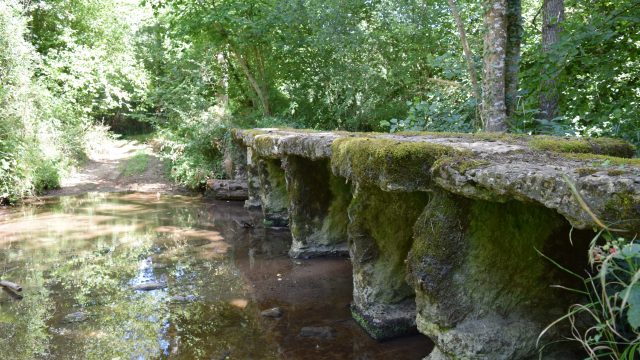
283, 156, 350, 258
234, 128, 640, 235
348, 183, 429, 340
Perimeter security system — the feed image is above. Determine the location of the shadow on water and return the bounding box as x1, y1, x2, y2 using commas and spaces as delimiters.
0, 193, 432, 359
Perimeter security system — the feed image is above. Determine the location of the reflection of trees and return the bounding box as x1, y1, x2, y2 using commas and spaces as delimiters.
0, 271, 53, 360
0, 193, 277, 359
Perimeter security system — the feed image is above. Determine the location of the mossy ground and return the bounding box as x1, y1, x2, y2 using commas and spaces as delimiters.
119, 151, 149, 177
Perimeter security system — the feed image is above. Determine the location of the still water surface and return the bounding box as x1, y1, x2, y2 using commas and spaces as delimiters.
0, 193, 431, 359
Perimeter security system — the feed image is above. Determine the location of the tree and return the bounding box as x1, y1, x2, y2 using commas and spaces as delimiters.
539, 0, 564, 121
448, 0, 482, 129
482, 0, 522, 132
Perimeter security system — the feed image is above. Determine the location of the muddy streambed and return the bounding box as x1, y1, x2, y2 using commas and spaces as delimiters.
0, 193, 432, 359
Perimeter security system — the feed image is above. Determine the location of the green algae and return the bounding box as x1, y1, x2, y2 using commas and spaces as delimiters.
319, 173, 352, 245
576, 167, 598, 177
565, 153, 640, 167
408, 189, 471, 327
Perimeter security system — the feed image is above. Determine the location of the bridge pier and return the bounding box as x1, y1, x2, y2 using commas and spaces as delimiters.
244, 147, 262, 209
256, 156, 289, 227
408, 189, 588, 359
347, 183, 429, 340
282, 156, 350, 258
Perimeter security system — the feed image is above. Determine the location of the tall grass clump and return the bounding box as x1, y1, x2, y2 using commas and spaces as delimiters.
539, 179, 640, 359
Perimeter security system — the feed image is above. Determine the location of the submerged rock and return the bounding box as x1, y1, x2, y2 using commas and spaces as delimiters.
131, 281, 167, 291
260, 307, 283, 318
63, 311, 88, 323
299, 326, 335, 339
170, 294, 198, 303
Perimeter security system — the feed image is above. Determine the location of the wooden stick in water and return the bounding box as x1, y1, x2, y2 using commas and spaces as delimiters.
0, 280, 22, 292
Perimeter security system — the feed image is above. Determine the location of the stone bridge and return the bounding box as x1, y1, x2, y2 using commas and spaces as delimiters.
228, 128, 640, 359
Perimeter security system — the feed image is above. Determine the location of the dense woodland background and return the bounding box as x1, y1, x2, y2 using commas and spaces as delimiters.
1, 0, 639, 201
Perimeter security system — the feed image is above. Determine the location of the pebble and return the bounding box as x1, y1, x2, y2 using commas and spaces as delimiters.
63, 311, 88, 323
261, 307, 283, 318
299, 326, 335, 339
170, 295, 198, 303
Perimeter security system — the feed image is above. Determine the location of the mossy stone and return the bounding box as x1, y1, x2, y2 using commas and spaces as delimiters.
331, 137, 465, 191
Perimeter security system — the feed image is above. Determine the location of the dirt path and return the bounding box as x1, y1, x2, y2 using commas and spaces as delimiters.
46, 138, 177, 197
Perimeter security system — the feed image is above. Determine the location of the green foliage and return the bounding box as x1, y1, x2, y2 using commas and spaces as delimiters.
540, 231, 640, 359
516, 0, 640, 150
154, 106, 231, 189
1, 0, 149, 202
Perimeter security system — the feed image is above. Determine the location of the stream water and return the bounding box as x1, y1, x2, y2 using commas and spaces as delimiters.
0, 193, 432, 359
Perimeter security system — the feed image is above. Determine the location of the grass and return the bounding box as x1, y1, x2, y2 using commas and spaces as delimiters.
120, 132, 156, 144
120, 151, 149, 177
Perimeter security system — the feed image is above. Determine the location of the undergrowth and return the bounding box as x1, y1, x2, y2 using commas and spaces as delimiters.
539, 179, 640, 359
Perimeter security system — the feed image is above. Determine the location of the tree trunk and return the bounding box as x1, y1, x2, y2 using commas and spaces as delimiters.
235, 53, 272, 116
505, 0, 522, 118
540, 0, 564, 121
482, 0, 508, 132
447, 0, 483, 129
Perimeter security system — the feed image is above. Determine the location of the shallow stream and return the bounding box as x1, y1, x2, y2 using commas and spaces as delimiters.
0, 193, 431, 359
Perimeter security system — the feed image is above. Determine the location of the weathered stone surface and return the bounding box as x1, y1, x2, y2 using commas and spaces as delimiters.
256, 157, 289, 227
207, 179, 248, 200
223, 137, 248, 180
299, 326, 335, 339
232, 128, 639, 359
283, 156, 349, 258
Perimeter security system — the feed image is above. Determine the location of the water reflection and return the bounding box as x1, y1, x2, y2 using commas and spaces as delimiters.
0, 192, 432, 359
0, 193, 277, 359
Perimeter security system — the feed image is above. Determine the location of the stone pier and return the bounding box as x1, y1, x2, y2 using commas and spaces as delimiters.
231, 128, 640, 359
